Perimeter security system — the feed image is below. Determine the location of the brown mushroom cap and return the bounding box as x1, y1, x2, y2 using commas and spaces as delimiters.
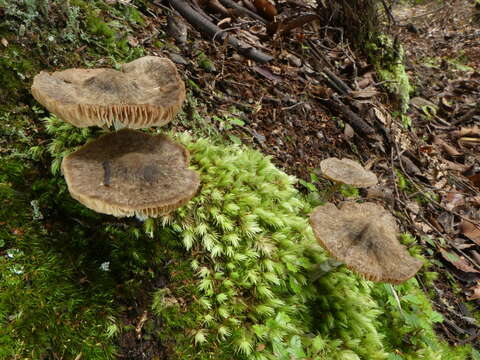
309, 202, 422, 284
31, 56, 186, 129
62, 129, 199, 218
320, 157, 378, 187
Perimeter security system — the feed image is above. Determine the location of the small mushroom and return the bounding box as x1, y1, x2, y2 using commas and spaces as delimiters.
309, 202, 422, 284
320, 157, 378, 188
62, 129, 200, 218
31, 56, 186, 129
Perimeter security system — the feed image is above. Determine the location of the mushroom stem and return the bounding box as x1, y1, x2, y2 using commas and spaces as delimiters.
309, 259, 344, 281
135, 213, 149, 222
113, 119, 126, 130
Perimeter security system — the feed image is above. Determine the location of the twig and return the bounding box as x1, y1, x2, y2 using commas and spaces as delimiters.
218, 0, 268, 24
329, 95, 375, 136
392, 140, 480, 226
169, 0, 273, 63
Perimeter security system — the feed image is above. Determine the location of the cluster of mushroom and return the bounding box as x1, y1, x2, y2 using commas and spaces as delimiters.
31, 56, 200, 219
310, 158, 423, 284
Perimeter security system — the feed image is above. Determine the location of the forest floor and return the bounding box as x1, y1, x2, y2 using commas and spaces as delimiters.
0, 0, 479, 358
160, 0, 480, 346
157, 0, 480, 347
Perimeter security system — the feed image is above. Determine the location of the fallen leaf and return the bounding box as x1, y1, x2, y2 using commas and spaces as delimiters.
453, 125, 480, 138
256, 344, 266, 352
440, 249, 480, 274
1, 38, 8, 47
372, 107, 389, 125
399, 155, 421, 176
135, 310, 148, 339
349, 87, 379, 99
442, 192, 465, 210
467, 173, 480, 188
12, 228, 24, 236
406, 201, 420, 216
410, 97, 438, 111
472, 250, 480, 265
252, 66, 283, 82
433, 136, 461, 156
357, 72, 374, 88
344, 123, 354, 140
127, 35, 138, 47
441, 158, 469, 172
470, 196, 480, 206
467, 282, 480, 300
440, 96, 454, 111
459, 221, 480, 246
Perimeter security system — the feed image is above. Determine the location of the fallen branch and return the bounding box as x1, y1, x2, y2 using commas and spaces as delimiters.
169, 0, 273, 63
218, 0, 268, 24
329, 95, 375, 136
267, 14, 319, 36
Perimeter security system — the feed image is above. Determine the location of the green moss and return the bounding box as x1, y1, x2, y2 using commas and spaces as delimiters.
0, 44, 39, 101
366, 35, 413, 114
30, 115, 474, 359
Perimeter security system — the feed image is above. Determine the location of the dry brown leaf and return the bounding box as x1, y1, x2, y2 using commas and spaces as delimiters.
467, 282, 480, 300
410, 97, 438, 110
349, 87, 379, 99
344, 123, 354, 140
372, 107, 389, 125
459, 221, 480, 246
443, 192, 465, 210
440, 249, 480, 274
406, 201, 420, 216
467, 173, 480, 188
252, 66, 283, 82
433, 136, 462, 157
440, 96, 454, 111
399, 155, 421, 176
127, 35, 139, 47
456, 125, 480, 137
441, 158, 469, 172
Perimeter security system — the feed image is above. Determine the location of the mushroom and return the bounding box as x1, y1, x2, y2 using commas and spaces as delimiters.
320, 157, 378, 188
31, 56, 186, 129
309, 202, 423, 284
62, 129, 200, 218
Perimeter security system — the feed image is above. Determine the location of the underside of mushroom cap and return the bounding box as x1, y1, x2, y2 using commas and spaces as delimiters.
309, 202, 423, 284
31, 56, 186, 129
62, 129, 200, 218
320, 157, 378, 187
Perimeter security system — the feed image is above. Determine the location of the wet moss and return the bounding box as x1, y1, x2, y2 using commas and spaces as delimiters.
366, 35, 413, 114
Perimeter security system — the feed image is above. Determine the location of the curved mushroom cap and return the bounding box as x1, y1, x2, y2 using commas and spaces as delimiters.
62, 129, 199, 218
309, 202, 422, 284
31, 56, 186, 129
320, 157, 378, 187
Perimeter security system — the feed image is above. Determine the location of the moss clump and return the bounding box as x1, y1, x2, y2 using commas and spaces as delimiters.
366, 35, 413, 114
2, 115, 474, 359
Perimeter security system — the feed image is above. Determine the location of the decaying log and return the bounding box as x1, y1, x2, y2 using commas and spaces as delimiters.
169, 0, 273, 63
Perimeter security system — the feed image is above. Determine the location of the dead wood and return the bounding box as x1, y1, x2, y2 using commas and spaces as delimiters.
169, 0, 273, 63
218, 0, 268, 24
267, 14, 319, 37
329, 95, 375, 136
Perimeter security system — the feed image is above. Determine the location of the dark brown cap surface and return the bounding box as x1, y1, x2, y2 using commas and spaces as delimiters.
31, 56, 186, 129
309, 202, 422, 284
62, 129, 199, 218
